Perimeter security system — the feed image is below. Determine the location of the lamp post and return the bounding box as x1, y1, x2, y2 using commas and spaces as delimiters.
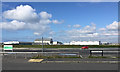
42, 37, 43, 53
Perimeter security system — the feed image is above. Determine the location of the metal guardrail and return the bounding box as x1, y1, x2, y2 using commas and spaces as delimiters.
0, 52, 80, 59
0, 52, 79, 54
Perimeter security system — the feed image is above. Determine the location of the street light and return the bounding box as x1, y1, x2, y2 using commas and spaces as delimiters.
42, 37, 43, 53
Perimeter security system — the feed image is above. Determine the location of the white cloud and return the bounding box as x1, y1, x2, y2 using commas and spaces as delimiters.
0, 20, 26, 30
106, 21, 118, 30
34, 32, 40, 35
82, 23, 96, 34
49, 31, 55, 35
61, 21, 118, 42
67, 25, 71, 28
73, 24, 81, 28
70, 33, 99, 38
39, 11, 52, 19
1, 5, 63, 35
52, 20, 64, 24
3, 5, 39, 23
99, 28, 106, 31
1, 19, 51, 33
98, 21, 119, 36
101, 31, 118, 36
39, 19, 52, 24
66, 23, 97, 38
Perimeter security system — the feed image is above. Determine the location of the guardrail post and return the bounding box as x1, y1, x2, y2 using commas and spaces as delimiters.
102, 50, 103, 56
90, 50, 92, 56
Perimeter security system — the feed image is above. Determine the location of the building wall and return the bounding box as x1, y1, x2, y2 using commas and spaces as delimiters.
34, 41, 51, 45
3, 41, 19, 45
69, 41, 100, 45
19, 42, 33, 45
53, 42, 58, 45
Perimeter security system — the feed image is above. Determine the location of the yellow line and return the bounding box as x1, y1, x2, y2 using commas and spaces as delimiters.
28, 59, 44, 62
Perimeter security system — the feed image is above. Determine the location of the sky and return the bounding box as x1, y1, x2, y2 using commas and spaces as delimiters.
0, 2, 119, 43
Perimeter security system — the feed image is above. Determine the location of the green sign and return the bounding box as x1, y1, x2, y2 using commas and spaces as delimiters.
4, 45, 13, 50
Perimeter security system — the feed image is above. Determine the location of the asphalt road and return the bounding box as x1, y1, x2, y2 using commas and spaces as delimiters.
2, 57, 118, 70
1, 48, 119, 70
2, 63, 118, 70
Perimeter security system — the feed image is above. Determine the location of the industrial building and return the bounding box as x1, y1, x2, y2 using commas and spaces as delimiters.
33, 38, 53, 45
64, 41, 101, 45
53, 41, 63, 45
101, 42, 109, 45
3, 41, 33, 45
19, 42, 33, 45
3, 41, 19, 45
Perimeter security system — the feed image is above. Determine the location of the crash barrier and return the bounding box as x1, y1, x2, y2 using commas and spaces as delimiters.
0, 52, 80, 59
90, 50, 103, 56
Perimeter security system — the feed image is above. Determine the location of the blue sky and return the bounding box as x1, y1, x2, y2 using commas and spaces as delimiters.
1, 2, 118, 43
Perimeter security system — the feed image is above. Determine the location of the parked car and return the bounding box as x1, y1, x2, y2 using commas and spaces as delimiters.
81, 46, 88, 49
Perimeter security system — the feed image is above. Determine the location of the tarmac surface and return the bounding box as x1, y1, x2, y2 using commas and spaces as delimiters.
1, 48, 119, 70
2, 62, 118, 70
2, 56, 119, 70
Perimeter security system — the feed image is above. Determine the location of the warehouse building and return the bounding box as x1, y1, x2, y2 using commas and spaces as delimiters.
3, 41, 19, 45
3, 41, 33, 45
101, 42, 109, 45
53, 41, 63, 45
19, 42, 33, 45
64, 41, 101, 45
34, 38, 53, 45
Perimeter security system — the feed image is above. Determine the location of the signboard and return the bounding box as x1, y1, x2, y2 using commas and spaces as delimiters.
90, 50, 103, 56
4, 45, 13, 50
91, 51, 103, 53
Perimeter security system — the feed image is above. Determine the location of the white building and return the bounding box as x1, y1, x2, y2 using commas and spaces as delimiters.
69, 41, 101, 45
53, 42, 58, 45
34, 38, 53, 45
4, 41, 19, 45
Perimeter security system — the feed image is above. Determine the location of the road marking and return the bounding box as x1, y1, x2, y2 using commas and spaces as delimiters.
28, 59, 43, 62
